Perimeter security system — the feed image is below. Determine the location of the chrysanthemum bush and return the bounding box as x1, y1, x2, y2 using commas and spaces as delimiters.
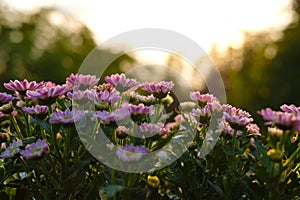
0, 73, 299, 199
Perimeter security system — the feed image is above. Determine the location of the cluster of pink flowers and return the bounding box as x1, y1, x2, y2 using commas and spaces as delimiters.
188, 91, 260, 136
0, 73, 266, 164
0, 139, 48, 160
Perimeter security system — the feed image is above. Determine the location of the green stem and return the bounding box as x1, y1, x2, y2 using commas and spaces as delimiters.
111, 168, 117, 200
11, 116, 23, 139
19, 157, 33, 188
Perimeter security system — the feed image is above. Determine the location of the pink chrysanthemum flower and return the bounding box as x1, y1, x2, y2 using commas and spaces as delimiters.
67, 90, 91, 105
105, 73, 139, 91
20, 139, 48, 160
222, 104, 253, 129
110, 108, 131, 121
139, 122, 164, 136
94, 83, 114, 92
93, 108, 130, 124
44, 81, 56, 88
4, 80, 44, 93
26, 85, 71, 103
190, 91, 218, 107
280, 104, 300, 115
258, 108, 300, 131
22, 105, 49, 115
49, 109, 85, 124
88, 90, 120, 104
246, 123, 261, 135
122, 103, 153, 115
140, 81, 174, 98
192, 101, 222, 116
0, 92, 15, 105
66, 73, 99, 89
116, 144, 149, 162
0, 140, 23, 158
218, 120, 242, 136
92, 110, 113, 124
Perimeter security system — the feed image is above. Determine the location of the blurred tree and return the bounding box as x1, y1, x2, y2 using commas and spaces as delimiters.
212, 0, 300, 127
0, 4, 134, 89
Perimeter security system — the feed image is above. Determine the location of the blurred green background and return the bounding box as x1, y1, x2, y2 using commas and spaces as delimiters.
1, 1, 300, 125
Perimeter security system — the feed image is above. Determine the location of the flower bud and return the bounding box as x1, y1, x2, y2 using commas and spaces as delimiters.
147, 175, 160, 188
161, 95, 173, 107
267, 149, 283, 162
116, 126, 128, 139
187, 141, 198, 151
0, 102, 14, 114
268, 127, 283, 138
240, 153, 249, 161
0, 132, 8, 143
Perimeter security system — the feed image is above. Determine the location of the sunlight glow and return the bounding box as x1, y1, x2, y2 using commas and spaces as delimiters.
3, 0, 295, 66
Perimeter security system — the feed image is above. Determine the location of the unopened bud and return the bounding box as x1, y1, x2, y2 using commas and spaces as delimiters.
267, 149, 283, 162
147, 175, 160, 188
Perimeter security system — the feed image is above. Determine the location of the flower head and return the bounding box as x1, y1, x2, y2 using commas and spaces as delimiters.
94, 83, 114, 92
88, 89, 120, 105
110, 108, 131, 121
4, 80, 44, 93
258, 108, 300, 131
133, 93, 157, 105
105, 73, 139, 91
122, 103, 153, 115
116, 144, 149, 162
50, 109, 85, 124
0, 92, 15, 105
21, 139, 48, 160
93, 108, 130, 124
93, 110, 113, 124
139, 122, 164, 137
66, 73, 99, 89
190, 91, 218, 107
246, 123, 260, 135
0, 140, 23, 158
192, 101, 222, 116
67, 90, 90, 100
280, 104, 300, 115
140, 81, 174, 98
218, 120, 242, 136
22, 105, 49, 115
223, 104, 253, 129
26, 85, 71, 103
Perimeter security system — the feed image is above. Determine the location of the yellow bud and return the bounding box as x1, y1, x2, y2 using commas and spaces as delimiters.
147, 175, 160, 188
267, 149, 283, 162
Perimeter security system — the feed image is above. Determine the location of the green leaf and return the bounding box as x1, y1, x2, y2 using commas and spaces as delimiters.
30, 117, 51, 133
